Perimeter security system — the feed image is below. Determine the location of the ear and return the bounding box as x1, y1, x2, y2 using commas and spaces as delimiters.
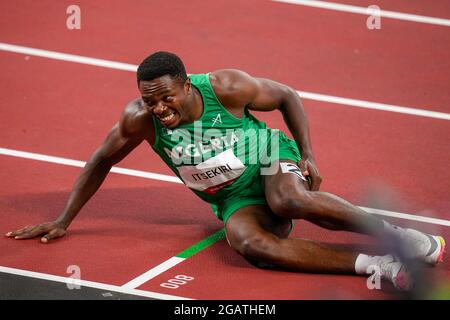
184, 78, 191, 94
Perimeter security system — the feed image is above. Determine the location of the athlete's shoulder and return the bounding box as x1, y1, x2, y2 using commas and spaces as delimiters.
209, 69, 258, 109
209, 69, 257, 91
120, 97, 154, 141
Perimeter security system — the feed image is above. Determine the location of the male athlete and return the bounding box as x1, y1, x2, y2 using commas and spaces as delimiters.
6, 52, 445, 291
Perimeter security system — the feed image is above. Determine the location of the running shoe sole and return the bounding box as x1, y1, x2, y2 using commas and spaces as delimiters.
424, 235, 446, 265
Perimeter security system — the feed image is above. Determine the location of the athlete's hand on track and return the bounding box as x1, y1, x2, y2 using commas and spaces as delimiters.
5, 221, 67, 243
298, 158, 322, 191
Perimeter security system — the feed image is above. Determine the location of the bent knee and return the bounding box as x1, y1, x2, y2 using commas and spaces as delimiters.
268, 189, 314, 218
235, 235, 278, 261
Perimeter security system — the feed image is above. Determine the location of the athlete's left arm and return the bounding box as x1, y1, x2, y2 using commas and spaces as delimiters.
211, 69, 322, 191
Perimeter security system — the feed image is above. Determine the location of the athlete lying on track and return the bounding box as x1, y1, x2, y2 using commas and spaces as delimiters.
6, 52, 445, 291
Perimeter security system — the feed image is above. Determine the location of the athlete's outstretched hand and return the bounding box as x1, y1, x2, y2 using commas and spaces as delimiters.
5, 221, 67, 243
298, 157, 322, 191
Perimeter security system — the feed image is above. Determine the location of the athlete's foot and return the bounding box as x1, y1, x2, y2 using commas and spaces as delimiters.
378, 255, 413, 291
399, 229, 446, 265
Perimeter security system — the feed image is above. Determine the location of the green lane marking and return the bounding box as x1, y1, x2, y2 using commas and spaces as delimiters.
176, 228, 225, 259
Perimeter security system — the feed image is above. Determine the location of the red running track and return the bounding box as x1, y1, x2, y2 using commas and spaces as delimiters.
1, 0, 449, 111
0, 0, 449, 299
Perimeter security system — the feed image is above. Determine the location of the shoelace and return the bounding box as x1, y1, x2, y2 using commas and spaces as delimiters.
378, 255, 413, 291
378, 255, 398, 281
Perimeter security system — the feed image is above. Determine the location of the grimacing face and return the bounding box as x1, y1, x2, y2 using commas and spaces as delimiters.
139, 75, 191, 128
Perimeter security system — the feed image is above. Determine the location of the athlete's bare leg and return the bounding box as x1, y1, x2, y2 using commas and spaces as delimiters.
262, 160, 445, 269
225, 204, 357, 273
263, 160, 386, 237
225, 204, 413, 291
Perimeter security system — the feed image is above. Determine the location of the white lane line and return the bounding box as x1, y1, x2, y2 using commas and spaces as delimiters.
0, 266, 191, 300
122, 257, 185, 289
0, 43, 136, 72
1, 146, 449, 227
272, 0, 450, 27
298, 91, 450, 120
361, 207, 450, 227
0, 147, 183, 184
1, 42, 449, 121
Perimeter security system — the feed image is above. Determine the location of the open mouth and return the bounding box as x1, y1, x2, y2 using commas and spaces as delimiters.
158, 110, 177, 126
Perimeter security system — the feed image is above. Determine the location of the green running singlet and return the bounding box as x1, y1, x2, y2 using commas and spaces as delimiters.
151, 73, 302, 224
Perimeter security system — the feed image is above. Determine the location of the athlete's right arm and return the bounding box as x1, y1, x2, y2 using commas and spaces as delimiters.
5, 98, 153, 243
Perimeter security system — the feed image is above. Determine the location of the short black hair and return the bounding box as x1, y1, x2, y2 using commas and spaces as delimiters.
137, 51, 187, 83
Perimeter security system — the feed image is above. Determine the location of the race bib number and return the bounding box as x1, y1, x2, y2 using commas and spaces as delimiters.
177, 149, 246, 194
